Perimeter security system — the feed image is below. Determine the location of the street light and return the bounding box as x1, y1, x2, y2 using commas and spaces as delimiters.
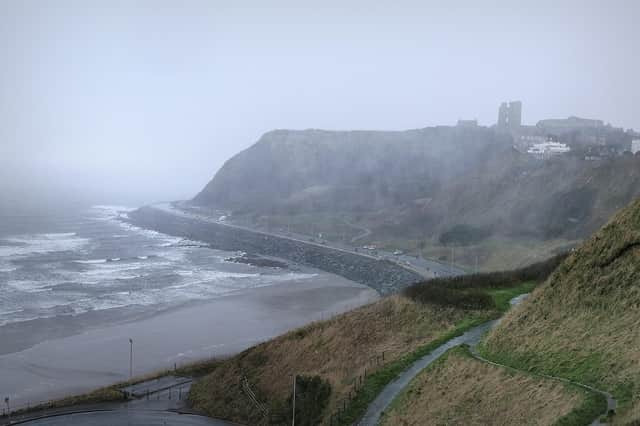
291, 374, 297, 426
4, 397, 10, 422
129, 338, 134, 381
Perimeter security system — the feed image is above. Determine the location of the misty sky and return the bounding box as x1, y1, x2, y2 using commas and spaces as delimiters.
1, 0, 639, 207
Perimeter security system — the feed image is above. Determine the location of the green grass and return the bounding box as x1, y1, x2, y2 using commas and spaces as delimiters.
476, 346, 610, 426
552, 391, 607, 426
379, 345, 463, 420
486, 281, 537, 312
477, 346, 605, 392
333, 275, 546, 426
381, 344, 606, 426
331, 314, 493, 426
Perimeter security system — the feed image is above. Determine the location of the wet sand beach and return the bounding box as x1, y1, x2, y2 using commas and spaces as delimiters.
0, 273, 378, 407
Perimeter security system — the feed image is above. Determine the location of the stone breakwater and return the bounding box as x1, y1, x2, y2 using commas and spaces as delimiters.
128, 207, 422, 295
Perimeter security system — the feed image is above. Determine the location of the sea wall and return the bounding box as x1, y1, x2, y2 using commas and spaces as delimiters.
128, 207, 422, 295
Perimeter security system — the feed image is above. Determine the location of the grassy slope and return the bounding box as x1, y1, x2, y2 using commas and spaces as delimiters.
189, 255, 568, 425
189, 296, 494, 425
380, 346, 587, 426
481, 198, 640, 424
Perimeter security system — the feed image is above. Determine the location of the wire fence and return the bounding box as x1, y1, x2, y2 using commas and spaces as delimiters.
328, 351, 387, 426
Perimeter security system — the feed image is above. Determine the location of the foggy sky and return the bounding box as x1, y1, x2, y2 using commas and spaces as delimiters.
1, 0, 639, 207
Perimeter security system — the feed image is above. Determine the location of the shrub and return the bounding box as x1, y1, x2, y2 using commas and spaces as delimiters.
281, 375, 331, 426
403, 285, 496, 310
403, 252, 568, 309
439, 224, 491, 246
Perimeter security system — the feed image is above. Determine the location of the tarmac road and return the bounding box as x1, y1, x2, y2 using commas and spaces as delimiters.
14, 409, 234, 425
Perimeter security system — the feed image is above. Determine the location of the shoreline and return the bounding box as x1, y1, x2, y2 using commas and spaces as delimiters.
0, 261, 315, 356
0, 272, 379, 407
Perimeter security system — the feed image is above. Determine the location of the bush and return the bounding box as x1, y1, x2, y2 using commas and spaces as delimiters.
403, 285, 496, 310
439, 224, 491, 246
430, 252, 568, 290
403, 252, 568, 309
280, 375, 331, 426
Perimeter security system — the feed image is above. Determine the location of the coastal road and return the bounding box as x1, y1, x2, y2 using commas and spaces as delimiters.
155, 202, 462, 280
13, 410, 233, 425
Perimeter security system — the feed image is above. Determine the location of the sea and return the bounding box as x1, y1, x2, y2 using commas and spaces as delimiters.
0, 204, 315, 334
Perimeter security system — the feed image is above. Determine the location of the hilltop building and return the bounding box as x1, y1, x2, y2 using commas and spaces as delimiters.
537, 116, 604, 133
527, 140, 571, 159
497, 101, 522, 132
493, 101, 631, 158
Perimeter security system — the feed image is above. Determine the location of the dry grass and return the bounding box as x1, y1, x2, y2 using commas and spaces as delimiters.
189, 295, 489, 425
380, 347, 584, 426
482, 198, 640, 423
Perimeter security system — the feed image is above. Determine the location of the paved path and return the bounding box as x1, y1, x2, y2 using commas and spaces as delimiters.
121, 375, 192, 398
3, 376, 237, 426
358, 294, 616, 426
357, 320, 498, 425
12, 409, 232, 425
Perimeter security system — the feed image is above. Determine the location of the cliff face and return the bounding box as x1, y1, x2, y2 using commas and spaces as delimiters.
193, 127, 509, 213
193, 127, 640, 241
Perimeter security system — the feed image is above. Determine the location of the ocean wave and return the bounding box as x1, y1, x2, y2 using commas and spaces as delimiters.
0, 268, 319, 327
0, 232, 90, 258
6, 279, 60, 292
89, 205, 137, 222
74, 255, 152, 265
270, 272, 318, 281
74, 259, 108, 264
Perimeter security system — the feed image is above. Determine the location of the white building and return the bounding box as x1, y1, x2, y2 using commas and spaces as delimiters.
632, 139, 640, 154
527, 141, 571, 159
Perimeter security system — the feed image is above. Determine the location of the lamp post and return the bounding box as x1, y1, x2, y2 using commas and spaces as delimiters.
291, 374, 297, 426
129, 338, 133, 381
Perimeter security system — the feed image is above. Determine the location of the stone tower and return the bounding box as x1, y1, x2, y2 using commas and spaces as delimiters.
497, 101, 522, 131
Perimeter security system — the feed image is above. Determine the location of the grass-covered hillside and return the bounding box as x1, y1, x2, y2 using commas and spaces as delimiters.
380, 346, 589, 426
188, 255, 564, 425
482, 197, 640, 424
189, 296, 490, 425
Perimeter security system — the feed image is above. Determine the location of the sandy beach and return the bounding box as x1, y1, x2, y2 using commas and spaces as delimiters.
0, 273, 378, 407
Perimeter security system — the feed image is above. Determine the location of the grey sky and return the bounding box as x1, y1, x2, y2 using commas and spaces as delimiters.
1, 0, 638, 206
